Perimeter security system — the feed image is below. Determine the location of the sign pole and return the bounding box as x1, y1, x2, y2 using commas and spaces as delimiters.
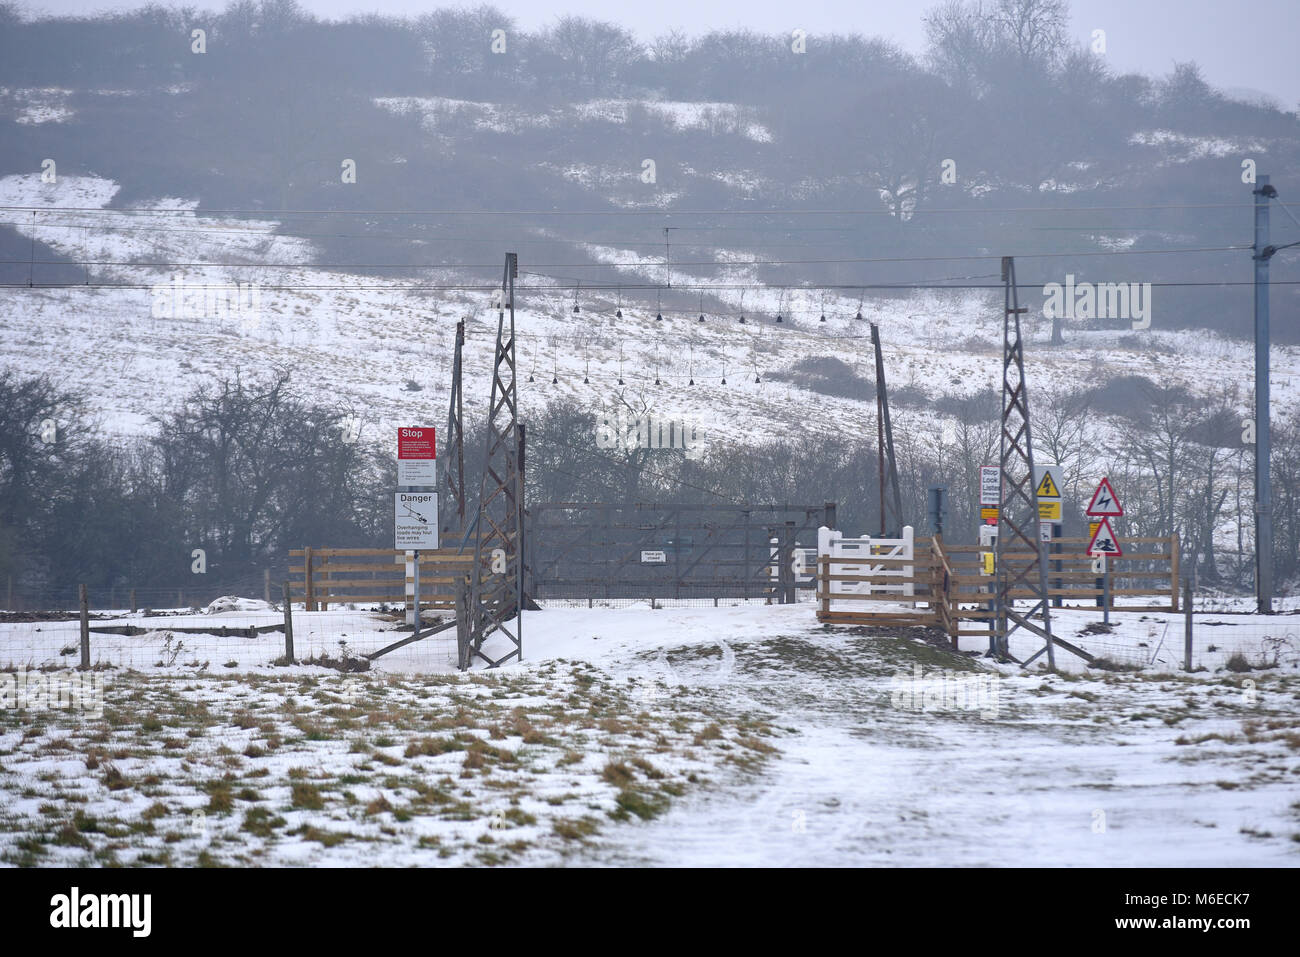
395, 427, 439, 628
1103, 558, 1110, 625
413, 549, 420, 631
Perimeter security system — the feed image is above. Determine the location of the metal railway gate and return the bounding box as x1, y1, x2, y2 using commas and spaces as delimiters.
526, 502, 835, 601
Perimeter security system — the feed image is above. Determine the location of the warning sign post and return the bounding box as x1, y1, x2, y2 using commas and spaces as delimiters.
1085, 497, 1122, 624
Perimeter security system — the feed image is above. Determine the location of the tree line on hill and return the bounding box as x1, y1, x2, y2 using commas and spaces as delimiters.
3, 366, 1297, 603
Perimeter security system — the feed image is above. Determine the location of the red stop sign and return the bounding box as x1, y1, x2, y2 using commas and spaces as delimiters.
397, 427, 436, 459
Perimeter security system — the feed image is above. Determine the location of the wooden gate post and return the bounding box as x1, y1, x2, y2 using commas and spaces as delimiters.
78, 584, 90, 670
282, 580, 295, 663
783, 521, 797, 604
304, 547, 316, 612
1170, 532, 1181, 611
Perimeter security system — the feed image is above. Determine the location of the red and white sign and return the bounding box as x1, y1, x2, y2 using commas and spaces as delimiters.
397, 427, 437, 486
1085, 477, 1123, 517
1086, 517, 1122, 557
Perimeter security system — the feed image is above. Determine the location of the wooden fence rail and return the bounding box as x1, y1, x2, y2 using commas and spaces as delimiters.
289, 547, 476, 611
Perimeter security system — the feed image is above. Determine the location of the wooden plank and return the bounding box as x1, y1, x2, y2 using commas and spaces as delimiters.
815, 593, 933, 604
289, 595, 452, 605
816, 573, 935, 585
818, 555, 929, 565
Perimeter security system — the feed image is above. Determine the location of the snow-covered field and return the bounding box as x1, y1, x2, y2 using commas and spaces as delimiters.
2, 601, 1297, 866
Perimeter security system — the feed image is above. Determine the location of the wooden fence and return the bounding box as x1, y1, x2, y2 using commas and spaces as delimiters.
289, 547, 475, 611
817, 533, 1180, 646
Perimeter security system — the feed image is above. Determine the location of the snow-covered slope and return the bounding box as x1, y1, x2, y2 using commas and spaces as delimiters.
4, 173, 1295, 467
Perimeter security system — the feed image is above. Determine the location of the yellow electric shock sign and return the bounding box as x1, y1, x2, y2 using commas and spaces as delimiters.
1036, 471, 1060, 498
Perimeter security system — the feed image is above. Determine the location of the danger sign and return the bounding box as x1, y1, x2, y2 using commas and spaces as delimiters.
1086, 477, 1123, 517
1086, 517, 1122, 557
397, 427, 437, 486
1033, 463, 1062, 500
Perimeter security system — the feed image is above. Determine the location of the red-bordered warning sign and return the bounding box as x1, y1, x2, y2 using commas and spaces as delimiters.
397, 427, 436, 459
1086, 516, 1122, 557
1086, 477, 1123, 516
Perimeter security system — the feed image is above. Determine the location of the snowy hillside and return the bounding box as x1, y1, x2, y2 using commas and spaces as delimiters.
3, 172, 1296, 469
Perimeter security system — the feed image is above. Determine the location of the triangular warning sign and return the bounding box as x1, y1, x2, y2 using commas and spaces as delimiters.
1086, 517, 1122, 557
1085, 477, 1123, 516
1036, 471, 1060, 498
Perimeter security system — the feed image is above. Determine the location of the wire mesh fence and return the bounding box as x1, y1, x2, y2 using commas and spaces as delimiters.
0, 604, 462, 674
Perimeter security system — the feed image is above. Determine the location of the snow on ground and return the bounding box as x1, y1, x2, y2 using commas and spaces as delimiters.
373, 96, 772, 142
1, 601, 1297, 866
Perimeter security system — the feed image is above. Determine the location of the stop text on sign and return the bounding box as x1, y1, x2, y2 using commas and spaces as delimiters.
397, 427, 437, 486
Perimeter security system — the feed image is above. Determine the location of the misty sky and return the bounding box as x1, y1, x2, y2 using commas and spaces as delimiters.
20, 0, 1300, 108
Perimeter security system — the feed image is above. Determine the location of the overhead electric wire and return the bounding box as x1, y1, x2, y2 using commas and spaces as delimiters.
2, 201, 1294, 217
4, 279, 1296, 291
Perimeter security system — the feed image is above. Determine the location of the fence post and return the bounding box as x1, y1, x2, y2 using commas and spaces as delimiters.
79, 584, 89, 670
1183, 578, 1193, 671
456, 576, 470, 671
282, 580, 295, 663
1170, 532, 1180, 611
779, 521, 796, 604
305, 547, 315, 612
130, 589, 137, 614
819, 557, 830, 620
264, 568, 271, 604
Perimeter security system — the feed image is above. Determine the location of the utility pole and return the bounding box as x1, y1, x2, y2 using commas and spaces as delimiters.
443, 319, 466, 536
871, 323, 904, 538
1253, 175, 1276, 614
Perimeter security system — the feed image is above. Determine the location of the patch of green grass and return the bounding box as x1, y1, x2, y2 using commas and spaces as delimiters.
290, 782, 324, 810
601, 761, 635, 787
610, 789, 670, 822
242, 807, 286, 837
553, 816, 601, 841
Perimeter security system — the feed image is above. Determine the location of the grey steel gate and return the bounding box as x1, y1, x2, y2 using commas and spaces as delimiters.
526, 502, 835, 601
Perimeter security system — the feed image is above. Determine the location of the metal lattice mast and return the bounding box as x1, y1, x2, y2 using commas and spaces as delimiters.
871, 323, 905, 538
464, 253, 524, 670
442, 318, 466, 537
994, 256, 1056, 668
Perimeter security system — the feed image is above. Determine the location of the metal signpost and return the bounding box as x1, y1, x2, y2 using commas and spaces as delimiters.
396, 428, 438, 626
1086, 478, 1124, 625
1034, 463, 1063, 605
